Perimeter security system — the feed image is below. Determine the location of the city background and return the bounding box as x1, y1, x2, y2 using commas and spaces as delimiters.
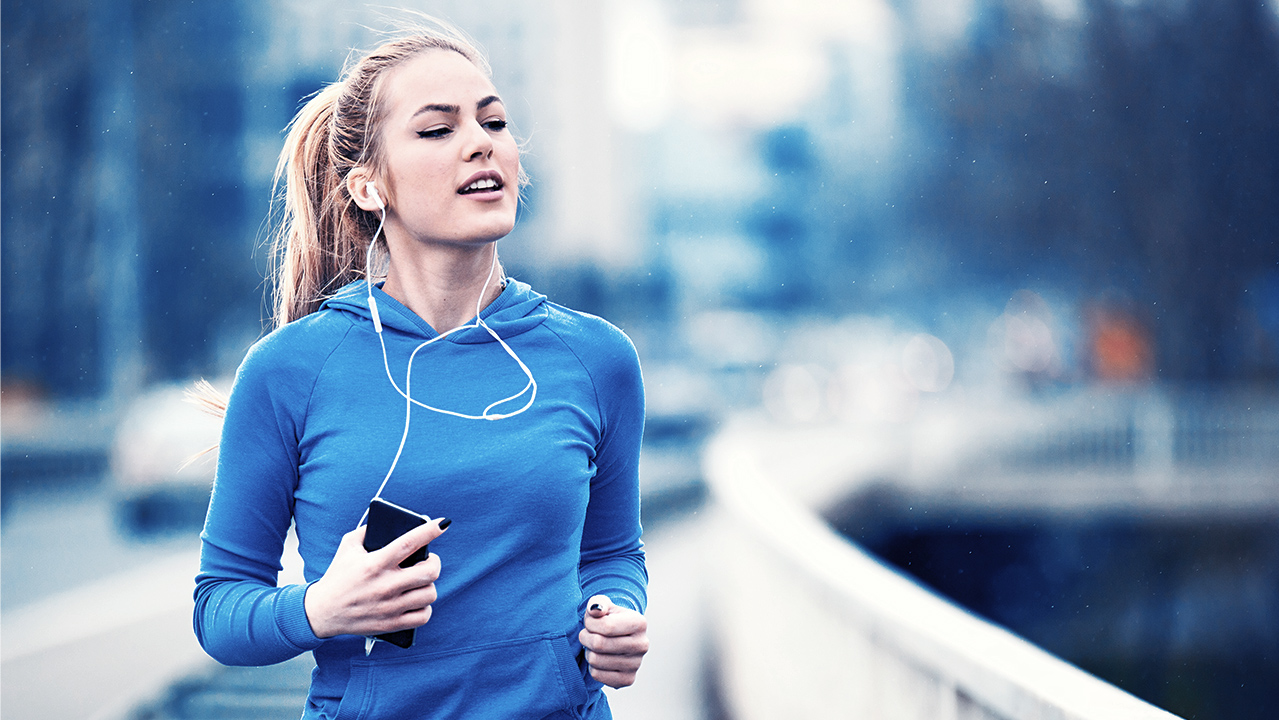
3, 0, 1277, 718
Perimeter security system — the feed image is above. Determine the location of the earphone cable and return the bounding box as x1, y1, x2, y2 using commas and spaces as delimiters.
359, 200, 538, 522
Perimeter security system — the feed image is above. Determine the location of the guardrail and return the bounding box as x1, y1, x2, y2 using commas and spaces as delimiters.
992, 388, 1279, 472
702, 419, 1182, 720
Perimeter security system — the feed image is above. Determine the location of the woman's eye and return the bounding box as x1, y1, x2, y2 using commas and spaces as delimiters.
416, 127, 451, 139
483, 119, 508, 132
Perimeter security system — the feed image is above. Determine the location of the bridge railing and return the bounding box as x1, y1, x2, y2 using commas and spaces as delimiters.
702, 418, 1183, 720
990, 388, 1279, 472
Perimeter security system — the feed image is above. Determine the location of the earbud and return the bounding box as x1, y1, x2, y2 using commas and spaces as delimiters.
366, 182, 385, 210
364, 180, 386, 334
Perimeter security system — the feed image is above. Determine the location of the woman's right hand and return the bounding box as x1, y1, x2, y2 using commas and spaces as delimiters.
303, 518, 450, 639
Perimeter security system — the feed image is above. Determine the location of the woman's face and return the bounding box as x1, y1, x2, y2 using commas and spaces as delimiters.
374, 50, 519, 249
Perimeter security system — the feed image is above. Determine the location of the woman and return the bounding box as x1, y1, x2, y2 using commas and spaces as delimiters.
194, 18, 649, 720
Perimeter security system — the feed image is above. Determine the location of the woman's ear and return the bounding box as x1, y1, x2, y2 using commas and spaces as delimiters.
347, 167, 384, 212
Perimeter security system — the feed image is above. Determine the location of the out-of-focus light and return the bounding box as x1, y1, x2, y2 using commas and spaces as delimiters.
1002, 314, 1056, 373
989, 290, 1063, 378
674, 36, 827, 127
1086, 306, 1153, 383
830, 361, 919, 424
605, 0, 673, 133
901, 333, 954, 392
764, 363, 827, 423
687, 310, 775, 368
1040, 0, 1084, 22
911, 0, 976, 51
749, 0, 899, 51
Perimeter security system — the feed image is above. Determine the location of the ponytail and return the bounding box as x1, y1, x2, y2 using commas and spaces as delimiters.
270, 84, 379, 328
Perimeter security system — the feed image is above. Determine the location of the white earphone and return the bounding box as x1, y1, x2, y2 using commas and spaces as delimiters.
366, 182, 385, 210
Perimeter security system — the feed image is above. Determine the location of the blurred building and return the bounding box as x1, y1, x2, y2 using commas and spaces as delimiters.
2, 0, 644, 401
4, 0, 1278, 396
4, 0, 256, 400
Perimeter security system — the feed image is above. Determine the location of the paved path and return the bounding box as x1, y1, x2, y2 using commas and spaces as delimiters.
2, 507, 713, 720
1, 551, 208, 720
607, 511, 711, 720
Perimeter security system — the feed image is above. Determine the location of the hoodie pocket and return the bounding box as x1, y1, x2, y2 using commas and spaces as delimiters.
335, 632, 587, 720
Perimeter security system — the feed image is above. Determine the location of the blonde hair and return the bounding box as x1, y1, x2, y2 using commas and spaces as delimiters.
269, 18, 490, 327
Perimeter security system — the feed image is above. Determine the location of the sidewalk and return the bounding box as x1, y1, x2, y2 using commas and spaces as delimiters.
1, 551, 209, 720
1, 506, 713, 720
606, 511, 711, 720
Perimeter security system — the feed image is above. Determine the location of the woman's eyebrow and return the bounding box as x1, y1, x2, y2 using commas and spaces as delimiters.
411, 103, 460, 120
410, 96, 502, 121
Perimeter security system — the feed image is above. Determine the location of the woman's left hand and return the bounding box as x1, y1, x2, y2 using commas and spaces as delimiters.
578, 594, 649, 688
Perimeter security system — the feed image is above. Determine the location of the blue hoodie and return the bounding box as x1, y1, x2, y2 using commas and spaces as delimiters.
194, 279, 647, 720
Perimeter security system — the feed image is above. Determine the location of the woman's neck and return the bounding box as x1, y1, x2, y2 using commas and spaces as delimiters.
381, 242, 504, 333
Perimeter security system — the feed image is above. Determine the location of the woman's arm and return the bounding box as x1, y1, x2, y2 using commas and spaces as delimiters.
193, 338, 322, 666
577, 461, 649, 688
572, 320, 649, 686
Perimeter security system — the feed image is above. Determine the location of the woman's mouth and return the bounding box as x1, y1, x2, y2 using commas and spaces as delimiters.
458, 173, 504, 195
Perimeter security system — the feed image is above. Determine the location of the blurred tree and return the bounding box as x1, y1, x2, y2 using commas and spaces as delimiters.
901, 0, 1279, 383
1, 1, 101, 397
131, 0, 255, 381
1, 0, 258, 399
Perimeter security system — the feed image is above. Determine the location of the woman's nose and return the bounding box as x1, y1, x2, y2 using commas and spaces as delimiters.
461, 120, 493, 160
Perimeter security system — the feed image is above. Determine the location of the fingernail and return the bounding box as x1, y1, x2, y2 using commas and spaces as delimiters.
589, 603, 602, 612
438, 518, 452, 531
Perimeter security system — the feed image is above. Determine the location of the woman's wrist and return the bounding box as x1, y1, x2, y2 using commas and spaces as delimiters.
267, 581, 326, 650
302, 579, 337, 639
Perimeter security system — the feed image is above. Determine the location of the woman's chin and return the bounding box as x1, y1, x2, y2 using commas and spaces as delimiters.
469, 216, 518, 244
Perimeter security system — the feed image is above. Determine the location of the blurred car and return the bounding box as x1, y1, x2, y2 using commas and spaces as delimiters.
111, 380, 227, 536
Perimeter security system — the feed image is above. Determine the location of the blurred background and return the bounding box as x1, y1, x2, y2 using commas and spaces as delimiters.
3, 0, 1277, 718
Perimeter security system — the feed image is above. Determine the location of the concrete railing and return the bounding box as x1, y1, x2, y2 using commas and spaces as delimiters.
702, 419, 1182, 720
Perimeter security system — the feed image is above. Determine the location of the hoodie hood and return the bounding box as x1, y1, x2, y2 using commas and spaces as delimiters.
321, 278, 548, 344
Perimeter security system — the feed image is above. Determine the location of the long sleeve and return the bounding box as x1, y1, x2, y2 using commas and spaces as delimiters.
192, 328, 336, 666
575, 324, 648, 615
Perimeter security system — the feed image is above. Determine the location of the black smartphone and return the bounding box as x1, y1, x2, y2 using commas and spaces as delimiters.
362, 497, 431, 649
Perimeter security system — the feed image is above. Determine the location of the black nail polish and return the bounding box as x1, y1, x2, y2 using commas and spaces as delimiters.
438, 518, 452, 531
590, 603, 602, 612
